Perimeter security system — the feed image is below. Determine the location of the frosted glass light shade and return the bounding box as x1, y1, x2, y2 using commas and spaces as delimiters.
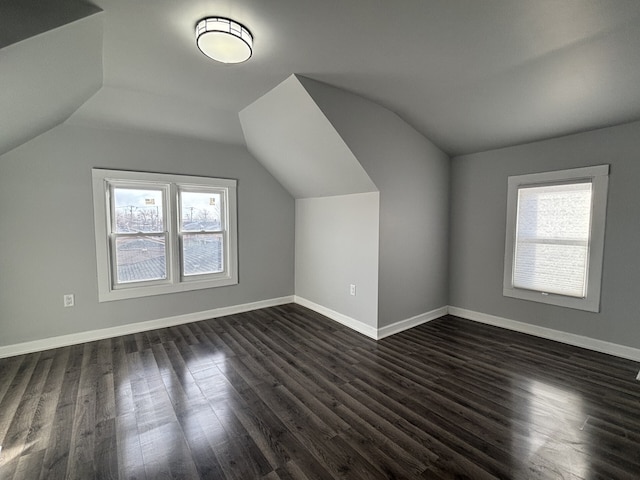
195, 17, 253, 64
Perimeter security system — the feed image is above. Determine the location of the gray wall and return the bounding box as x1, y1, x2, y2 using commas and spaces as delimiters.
449, 120, 640, 349
0, 124, 295, 346
295, 193, 380, 328
299, 77, 450, 328
0, 14, 102, 156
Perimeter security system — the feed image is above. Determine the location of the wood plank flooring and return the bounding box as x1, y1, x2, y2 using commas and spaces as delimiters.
1, 304, 639, 479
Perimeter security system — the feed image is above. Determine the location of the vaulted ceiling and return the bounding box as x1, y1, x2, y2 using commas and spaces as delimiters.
3, 0, 640, 157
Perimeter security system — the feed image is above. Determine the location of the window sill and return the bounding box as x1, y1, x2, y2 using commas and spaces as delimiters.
503, 286, 600, 312
98, 275, 238, 302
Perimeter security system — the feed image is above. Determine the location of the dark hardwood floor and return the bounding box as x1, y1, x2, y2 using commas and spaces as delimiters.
1, 304, 639, 479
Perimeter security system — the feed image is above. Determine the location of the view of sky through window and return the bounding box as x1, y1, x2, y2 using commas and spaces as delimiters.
113, 188, 164, 233
180, 191, 221, 231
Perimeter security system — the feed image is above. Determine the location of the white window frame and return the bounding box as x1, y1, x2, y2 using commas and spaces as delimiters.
177, 184, 228, 282
92, 169, 238, 302
503, 165, 609, 312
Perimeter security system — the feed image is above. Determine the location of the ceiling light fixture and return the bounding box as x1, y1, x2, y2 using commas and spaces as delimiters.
195, 17, 253, 64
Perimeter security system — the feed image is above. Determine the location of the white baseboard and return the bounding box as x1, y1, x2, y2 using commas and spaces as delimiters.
0, 296, 294, 359
9, 299, 635, 363
293, 295, 378, 340
293, 296, 379, 339
448, 306, 640, 362
377, 306, 448, 339
294, 296, 448, 340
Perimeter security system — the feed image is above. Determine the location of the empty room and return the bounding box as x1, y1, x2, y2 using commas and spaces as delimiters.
1, 0, 639, 478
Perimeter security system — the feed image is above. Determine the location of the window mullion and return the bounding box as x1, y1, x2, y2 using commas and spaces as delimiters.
517, 238, 589, 247
168, 182, 180, 284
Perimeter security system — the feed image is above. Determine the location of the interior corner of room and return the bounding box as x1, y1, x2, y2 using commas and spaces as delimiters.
1, 0, 640, 365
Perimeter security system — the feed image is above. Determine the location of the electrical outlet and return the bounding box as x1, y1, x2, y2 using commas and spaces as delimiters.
350, 284, 356, 296
63, 294, 75, 307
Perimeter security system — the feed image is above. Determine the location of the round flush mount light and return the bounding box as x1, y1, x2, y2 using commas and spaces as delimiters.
195, 17, 253, 64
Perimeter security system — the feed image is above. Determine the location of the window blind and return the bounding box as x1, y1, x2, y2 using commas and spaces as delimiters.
513, 182, 593, 297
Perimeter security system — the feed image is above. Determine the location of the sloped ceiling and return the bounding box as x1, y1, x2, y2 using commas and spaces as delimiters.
0, 12, 103, 156
68, 86, 245, 145
0, 0, 101, 48
4, 1, 640, 157
240, 75, 377, 199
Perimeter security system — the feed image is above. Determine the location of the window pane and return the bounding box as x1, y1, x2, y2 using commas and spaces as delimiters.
180, 191, 221, 232
113, 188, 164, 233
115, 236, 166, 283
514, 243, 588, 297
182, 233, 223, 276
516, 183, 592, 242
513, 182, 592, 297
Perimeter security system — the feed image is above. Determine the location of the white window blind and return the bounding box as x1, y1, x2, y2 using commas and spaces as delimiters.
513, 182, 592, 297
503, 164, 608, 312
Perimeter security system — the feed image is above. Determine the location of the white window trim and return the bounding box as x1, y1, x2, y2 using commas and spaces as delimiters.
92, 169, 238, 302
503, 165, 609, 312
177, 184, 228, 283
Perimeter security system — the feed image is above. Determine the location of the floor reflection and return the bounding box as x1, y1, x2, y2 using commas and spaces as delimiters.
114, 342, 234, 478
520, 379, 589, 478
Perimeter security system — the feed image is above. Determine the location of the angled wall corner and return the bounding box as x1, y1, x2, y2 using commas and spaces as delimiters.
240, 74, 380, 331
0, 12, 104, 156
297, 76, 451, 329
239, 74, 377, 199
240, 74, 449, 334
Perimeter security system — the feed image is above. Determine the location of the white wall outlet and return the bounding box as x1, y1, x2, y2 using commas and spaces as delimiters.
63, 294, 75, 307
350, 284, 356, 296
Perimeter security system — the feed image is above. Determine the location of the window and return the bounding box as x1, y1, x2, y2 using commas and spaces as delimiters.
503, 165, 609, 312
92, 169, 237, 301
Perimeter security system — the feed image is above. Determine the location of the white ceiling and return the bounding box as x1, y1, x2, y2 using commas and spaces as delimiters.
4, 0, 640, 156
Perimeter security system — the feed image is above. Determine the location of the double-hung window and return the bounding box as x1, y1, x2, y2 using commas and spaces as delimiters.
92, 169, 238, 301
503, 165, 609, 312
